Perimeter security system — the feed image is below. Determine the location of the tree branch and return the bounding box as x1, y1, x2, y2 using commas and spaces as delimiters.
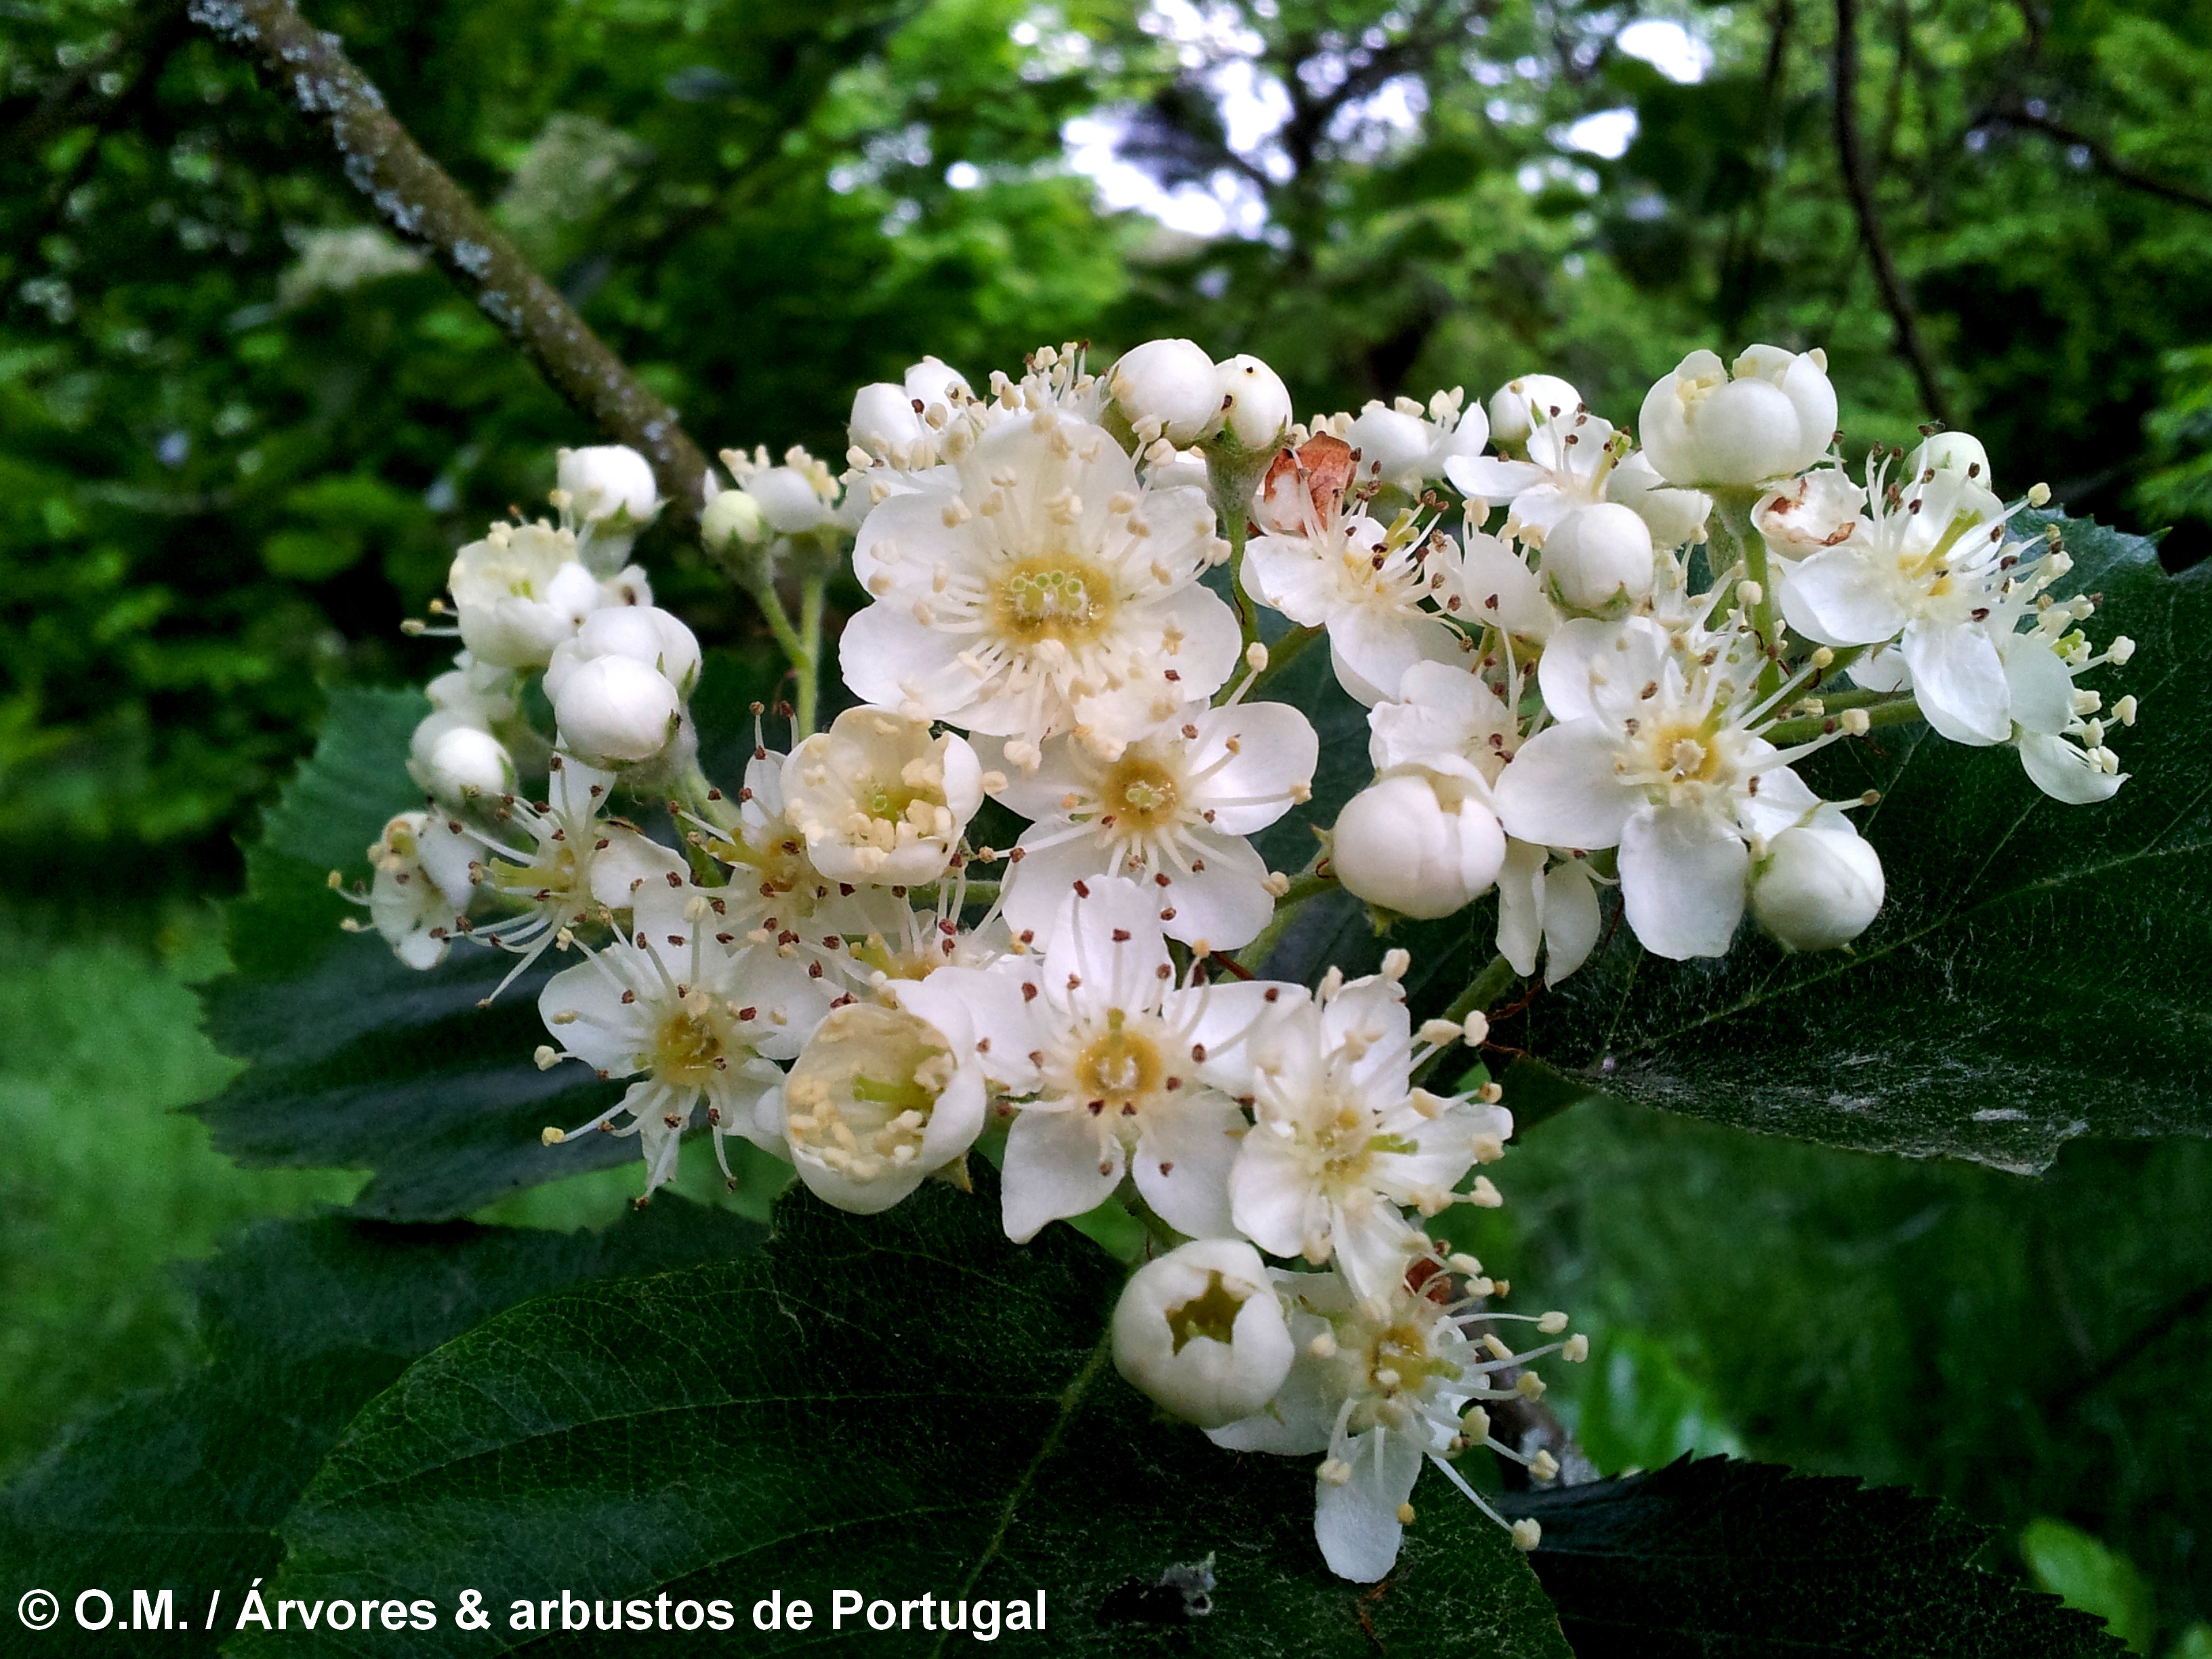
1832, 0, 1952, 426
188, 0, 710, 529
1994, 105, 2212, 215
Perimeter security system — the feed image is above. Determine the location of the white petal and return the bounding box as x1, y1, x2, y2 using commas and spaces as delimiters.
1242, 536, 1334, 626
999, 827, 1120, 947
1133, 1096, 1245, 1239
1315, 1429, 1425, 1582
1443, 453, 1544, 502
1541, 857, 1603, 984
1001, 1106, 1124, 1243
1492, 720, 1638, 850
1192, 702, 1319, 834
2018, 733, 2126, 804
1229, 1128, 1317, 1258
1902, 619, 2011, 745
1495, 838, 1546, 977
1041, 875, 1172, 1018
2000, 634, 2077, 737
1155, 831, 1276, 951
837, 602, 974, 724
1328, 607, 1460, 708
1780, 545, 1908, 647
1618, 803, 1748, 960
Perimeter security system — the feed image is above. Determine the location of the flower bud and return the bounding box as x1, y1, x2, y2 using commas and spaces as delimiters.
1214, 354, 1293, 450
1486, 374, 1581, 451
545, 603, 702, 703
1540, 501, 1654, 613
700, 484, 768, 551
1331, 771, 1506, 920
1908, 430, 1992, 489
1751, 825, 1885, 951
1604, 449, 1711, 550
554, 654, 682, 764
903, 354, 971, 413
1345, 403, 1437, 493
1112, 1240, 1294, 1429
1109, 338, 1223, 446
848, 382, 927, 460
1639, 345, 1837, 487
743, 465, 837, 535
557, 444, 658, 525
409, 714, 514, 802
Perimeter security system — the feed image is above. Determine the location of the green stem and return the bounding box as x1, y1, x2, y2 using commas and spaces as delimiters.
1225, 508, 1259, 654
1710, 485, 1785, 697
794, 571, 826, 741
1763, 695, 1923, 746
1237, 864, 1338, 972
1411, 953, 1519, 1086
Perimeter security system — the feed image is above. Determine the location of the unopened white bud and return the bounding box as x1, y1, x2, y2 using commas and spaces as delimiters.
1542, 501, 1656, 613
1332, 772, 1505, 920
1639, 344, 1837, 487
701, 485, 768, 550
1214, 354, 1293, 450
1752, 825, 1885, 951
743, 466, 836, 535
554, 655, 682, 764
1112, 1240, 1294, 1430
558, 444, 658, 525
1908, 430, 1992, 489
1109, 339, 1223, 446
848, 382, 927, 459
413, 718, 514, 802
1486, 374, 1581, 450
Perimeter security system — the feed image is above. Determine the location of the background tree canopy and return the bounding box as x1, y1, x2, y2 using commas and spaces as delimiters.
3, 0, 2209, 1650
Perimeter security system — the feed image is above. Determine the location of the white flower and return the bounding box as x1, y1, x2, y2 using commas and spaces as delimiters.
1439, 528, 1556, 646
424, 655, 517, 728
1493, 616, 1853, 960
1112, 1239, 1296, 1429
1367, 660, 1522, 785
1344, 392, 1490, 495
848, 358, 975, 470
1246, 437, 1466, 706
1446, 409, 1621, 541
781, 706, 985, 886
726, 445, 842, 536
1208, 1264, 1573, 1581
1603, 449, 1711, 550
1778, 462, 2026, 744
1540, 501, 1655, 614
361, 811, 476, 968
539, 884, 827, 1193
983, 697, 1315, 951
1330, 771, 1504, 921
1485, 373, 1582, 452
1750, 824, 1884, 951
557, 444, 658, 527
1753, 466, 1868, 558
980, 878, 1293, 1243
1229, 970, 1510, 1311
1999, 618, 2131, 803
841, 409, 1239, 757
546, 604, 702, 703
686, 731, 851, 936
447, 521, 608, 670
453, 753, 688, 992
1638, 344, 1837, 488
1216, 354, 1294, 450
775, 976, 988, 1214
1109, 338, 1225, 446
1496, 841, 1603, 985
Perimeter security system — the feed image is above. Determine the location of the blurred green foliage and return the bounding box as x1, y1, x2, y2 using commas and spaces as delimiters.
1443, 1100, 2212, 1647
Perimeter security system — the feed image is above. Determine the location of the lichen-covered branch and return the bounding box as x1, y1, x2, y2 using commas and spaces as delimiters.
188, 0, 709, 529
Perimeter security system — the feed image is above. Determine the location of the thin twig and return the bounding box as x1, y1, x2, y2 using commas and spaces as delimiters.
188, 0, 710, 529
1832, 0, 1952, 426
1992, 106, 2212, 215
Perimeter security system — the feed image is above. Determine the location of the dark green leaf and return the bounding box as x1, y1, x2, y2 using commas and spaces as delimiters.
1513, 516, 2212, 1168
249, 1171, 1569, 1656
0, 1201, 764, 1656
1501, 1457, 2127, 1658
194, 687, 636, 1218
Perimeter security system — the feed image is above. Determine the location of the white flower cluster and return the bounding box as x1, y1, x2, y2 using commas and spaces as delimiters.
339, 335, 2135, 1584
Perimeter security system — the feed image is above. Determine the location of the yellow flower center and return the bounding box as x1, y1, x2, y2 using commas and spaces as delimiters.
1105, 753, 1181, 830
1166, 1271, 1248, 1352
1075, 1010, 1165, 1113
652, 995, 725, 1089
993, 554, 1115, 646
